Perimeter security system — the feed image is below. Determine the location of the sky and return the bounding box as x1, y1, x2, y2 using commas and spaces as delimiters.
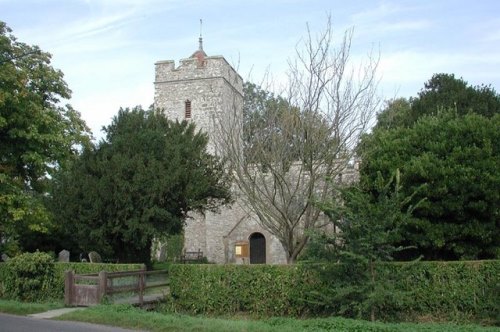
2, 0, 500, 140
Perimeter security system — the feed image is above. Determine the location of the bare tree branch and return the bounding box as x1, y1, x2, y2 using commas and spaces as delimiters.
216, 16, 380, 263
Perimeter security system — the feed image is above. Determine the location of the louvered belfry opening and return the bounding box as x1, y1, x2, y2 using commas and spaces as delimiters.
185, 100, 192, 119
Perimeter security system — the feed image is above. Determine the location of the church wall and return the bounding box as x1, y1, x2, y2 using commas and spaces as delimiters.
153, 48, 357, 265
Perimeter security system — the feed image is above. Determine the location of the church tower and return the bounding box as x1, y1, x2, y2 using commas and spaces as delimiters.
153, 36, 243, 155
153, 35, 287, 265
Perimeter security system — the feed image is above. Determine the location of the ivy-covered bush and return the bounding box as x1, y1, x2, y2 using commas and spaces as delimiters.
3, 251, 57, 301
167, 260, 500, 324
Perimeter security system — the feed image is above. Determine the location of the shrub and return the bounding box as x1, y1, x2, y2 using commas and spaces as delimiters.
3, 251, 56, 302
167, 260, 500, 324
168, 264, 320, 316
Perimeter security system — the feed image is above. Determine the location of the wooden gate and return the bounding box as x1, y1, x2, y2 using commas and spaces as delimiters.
64, 271, 107, 306
64, 269, 168, 307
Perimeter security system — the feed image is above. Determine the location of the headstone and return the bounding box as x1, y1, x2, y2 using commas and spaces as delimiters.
88, 251, 102, 263
58, 249, 70, 262
1, 253, 10, 262
158, 245, 167, 262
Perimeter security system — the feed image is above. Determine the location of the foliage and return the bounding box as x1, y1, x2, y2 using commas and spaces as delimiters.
2, 252, 56, 301
360, 110, 500, 260
242, 82, 304, 163
56, 304, 499, 332
0, 21, 92, 253
168, 264, 317, 316
218, 17, 380, 263
412, 73, 500, 120
307, 170, 424, 320
375, 74, 500, 130
152, 234, 184, 263
51, 106, 232, 265
167, 261, 499, 324
316, 170, 422, 263
374, 98, 412, 130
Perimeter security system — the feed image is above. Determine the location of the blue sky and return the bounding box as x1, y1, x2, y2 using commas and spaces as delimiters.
2, 0, 500, 139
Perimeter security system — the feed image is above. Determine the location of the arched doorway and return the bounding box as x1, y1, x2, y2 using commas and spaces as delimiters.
249, 232, 266, 264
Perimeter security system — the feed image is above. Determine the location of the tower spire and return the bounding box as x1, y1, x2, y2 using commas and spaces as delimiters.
198, 18, 203, 51
191, 19, 207, 60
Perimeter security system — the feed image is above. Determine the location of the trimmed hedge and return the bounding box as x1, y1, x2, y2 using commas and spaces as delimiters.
0, 254, 143, 301
167, 260, 500, 324
2, 252, 56, 301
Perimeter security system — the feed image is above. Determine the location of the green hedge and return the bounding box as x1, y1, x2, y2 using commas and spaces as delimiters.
2, 252, 56, 301
0, 255, 143, 301
167, 261, 500, 324
387, 261, 500, 322
168, 264, 317, 316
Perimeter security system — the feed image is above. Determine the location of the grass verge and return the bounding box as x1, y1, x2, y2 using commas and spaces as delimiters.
57, 304, 500, 332
0, 299, 64, 315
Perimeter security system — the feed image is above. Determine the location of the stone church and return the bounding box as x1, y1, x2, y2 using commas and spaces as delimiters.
153, 38, 358, 264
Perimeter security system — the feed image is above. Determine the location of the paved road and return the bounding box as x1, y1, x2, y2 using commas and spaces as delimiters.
0, 313, 145, 332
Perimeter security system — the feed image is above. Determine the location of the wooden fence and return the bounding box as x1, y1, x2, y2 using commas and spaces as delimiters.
64, 269, 168, 306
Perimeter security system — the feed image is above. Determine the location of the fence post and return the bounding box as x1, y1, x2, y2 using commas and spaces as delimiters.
64, 270, 74, 306
138, 267, 145, 305
98, 271, 107, 303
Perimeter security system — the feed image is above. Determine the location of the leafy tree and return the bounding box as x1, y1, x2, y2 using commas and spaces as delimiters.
51, 106, 231, 265
373, 98, 412, 130
305, 170, 422, 321
374, 74, 500, 130
360, 110, 500, 260
218, 17, 380, 263
412, 73, 500, 119
0, 21, 91, 254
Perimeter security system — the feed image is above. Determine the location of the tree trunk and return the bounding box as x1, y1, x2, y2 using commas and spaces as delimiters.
369, 260, 376, 322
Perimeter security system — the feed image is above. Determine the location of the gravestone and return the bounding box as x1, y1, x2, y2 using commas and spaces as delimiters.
158, 245, 167, 262
88, 251, 102, 263
1, 253, 10, 262
58, 249, 70, 262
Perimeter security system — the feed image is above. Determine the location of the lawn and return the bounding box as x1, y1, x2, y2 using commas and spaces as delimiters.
1, 300, 498, 331
57, 304, 500, 332
0, 299, 64, 315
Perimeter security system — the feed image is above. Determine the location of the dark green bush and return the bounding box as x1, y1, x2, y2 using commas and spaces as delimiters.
3, 252, 56, 302
167, 260, 500, 324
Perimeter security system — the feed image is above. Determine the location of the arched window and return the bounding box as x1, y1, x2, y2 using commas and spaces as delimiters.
185, 100, 192, 119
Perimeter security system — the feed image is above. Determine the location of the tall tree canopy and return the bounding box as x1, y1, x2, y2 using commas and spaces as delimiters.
359, 74, 500, 260
219, 18, 380, 263
0, 22, 91, 254
51, 107, 232, 264
375, 73, 500, 129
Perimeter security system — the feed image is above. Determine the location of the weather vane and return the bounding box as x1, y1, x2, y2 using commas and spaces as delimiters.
198, 19, 204, 51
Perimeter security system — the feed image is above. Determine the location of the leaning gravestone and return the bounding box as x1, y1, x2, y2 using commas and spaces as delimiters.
58, 249, 70, 262
88, 251, 102, 263
1, 253, 9, 262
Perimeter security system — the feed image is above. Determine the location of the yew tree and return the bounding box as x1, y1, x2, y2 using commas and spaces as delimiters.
51, 107, 232, 264
360, 74, 500, 260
